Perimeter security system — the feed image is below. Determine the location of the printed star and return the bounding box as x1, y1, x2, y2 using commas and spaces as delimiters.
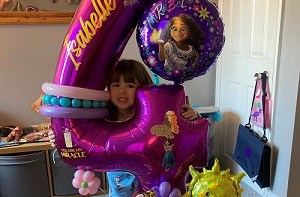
0, 0, 11, 11
199, 7, 210, 20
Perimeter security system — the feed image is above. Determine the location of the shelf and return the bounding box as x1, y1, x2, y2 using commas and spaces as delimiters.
0, 11, 75, 24
0, 141, 53, 155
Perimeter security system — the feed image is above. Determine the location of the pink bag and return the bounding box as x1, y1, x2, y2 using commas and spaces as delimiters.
250, 74, 272, 128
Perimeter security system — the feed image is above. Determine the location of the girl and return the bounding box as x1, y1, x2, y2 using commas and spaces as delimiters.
49, 59, 198, 196
154, 14, 204, 73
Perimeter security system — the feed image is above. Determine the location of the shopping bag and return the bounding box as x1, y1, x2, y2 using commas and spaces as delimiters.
232, 124, 271, 188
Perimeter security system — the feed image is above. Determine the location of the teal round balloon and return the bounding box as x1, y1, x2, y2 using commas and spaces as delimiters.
59, 97, 71, 107
51, 97, 60, 106
44, 94, 53, 105
92, 101, 101, 108
101, 101, 107, 108
72, 99, 82, 108
82, 100, 92, 108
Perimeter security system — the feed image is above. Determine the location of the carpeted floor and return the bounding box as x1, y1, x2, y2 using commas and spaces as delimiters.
241, 182, 262, 197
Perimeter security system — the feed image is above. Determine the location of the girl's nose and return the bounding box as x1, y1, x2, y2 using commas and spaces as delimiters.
119, 86, 127, 93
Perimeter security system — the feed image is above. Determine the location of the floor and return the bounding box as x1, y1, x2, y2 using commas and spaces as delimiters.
94, 182, 261, 197
94, 181, 261, 197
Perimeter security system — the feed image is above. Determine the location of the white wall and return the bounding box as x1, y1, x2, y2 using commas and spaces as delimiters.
0, 24, 68, 126
0, 25, 216, 126
271, 0, 300, 196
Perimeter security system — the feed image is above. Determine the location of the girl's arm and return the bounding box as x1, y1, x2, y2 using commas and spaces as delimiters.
48, 129, 56, 147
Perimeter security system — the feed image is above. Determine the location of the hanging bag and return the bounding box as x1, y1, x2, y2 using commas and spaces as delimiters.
232, 72, 271, 188
250, 74, 272, 128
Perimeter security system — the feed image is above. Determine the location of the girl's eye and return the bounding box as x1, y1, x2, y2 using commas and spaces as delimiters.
180, 27, 187, 32
127, 83, 137, 88
171, 26, 177, 31
111, 83, 120, 87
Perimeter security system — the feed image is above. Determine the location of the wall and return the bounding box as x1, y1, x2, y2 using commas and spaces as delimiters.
0, 24, 68, 126
0, 25, 216, 126
272, 0, 300, 196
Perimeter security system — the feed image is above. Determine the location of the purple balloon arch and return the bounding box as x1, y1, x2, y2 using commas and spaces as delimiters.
137, 0, 225, 84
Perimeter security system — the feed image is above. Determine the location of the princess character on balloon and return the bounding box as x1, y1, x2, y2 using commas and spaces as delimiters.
154, 14, 204, 74
162, 139, 175, 171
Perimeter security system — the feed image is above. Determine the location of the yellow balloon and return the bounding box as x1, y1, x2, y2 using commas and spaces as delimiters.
183, 159, 246, 197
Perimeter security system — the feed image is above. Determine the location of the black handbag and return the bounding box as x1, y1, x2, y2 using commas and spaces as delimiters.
232, 72, 271, 188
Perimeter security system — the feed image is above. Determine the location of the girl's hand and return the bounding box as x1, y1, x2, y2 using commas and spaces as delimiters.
181, 104, 200, 121
48, 129, 56, 147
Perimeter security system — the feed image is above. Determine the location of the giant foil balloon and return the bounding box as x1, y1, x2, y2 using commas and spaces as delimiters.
39, 0, 210, 193
137, 0, 225, 84
49, 85, 209, 192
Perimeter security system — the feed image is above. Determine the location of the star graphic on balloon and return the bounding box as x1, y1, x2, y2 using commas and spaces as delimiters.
199, 7, 210, 20
0, 0, 11, 11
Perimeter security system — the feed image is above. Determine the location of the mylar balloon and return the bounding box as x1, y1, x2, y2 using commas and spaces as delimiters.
137, 0, 225, 84
51, 85, 209, 192
40, 0, 210, 194
183, 159, 246, 197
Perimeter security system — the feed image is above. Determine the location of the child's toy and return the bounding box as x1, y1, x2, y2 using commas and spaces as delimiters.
183, 159, 246, 197
6, 126, 23, 142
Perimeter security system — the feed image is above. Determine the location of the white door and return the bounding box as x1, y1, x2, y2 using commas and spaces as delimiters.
215, 0, 282, 195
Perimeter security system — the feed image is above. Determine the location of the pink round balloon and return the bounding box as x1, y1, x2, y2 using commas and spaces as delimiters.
83, 171, 95, 182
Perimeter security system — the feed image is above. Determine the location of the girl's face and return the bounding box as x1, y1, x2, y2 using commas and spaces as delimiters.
170, 18, 190, 44
109, 75, 139, 117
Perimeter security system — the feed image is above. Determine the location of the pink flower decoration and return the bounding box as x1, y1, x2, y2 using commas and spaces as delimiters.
147, 55, 157, 67
72, 169, 101, 195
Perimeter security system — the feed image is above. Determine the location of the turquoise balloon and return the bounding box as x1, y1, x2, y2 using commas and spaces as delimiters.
72, 99, 82, 108
59, 97, 71, 107
82, 100, 92, 108
101, 101, 107, 108
44, 94, 53, 105
51, 97, 60, 106
42, 94, 47, 104
92, 101, 101, 108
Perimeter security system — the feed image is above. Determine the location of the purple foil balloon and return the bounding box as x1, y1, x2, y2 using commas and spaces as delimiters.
136, 0, 225, 84
51, 85, 208, 192
46, 0, 209, 193
53, 0, 150, 89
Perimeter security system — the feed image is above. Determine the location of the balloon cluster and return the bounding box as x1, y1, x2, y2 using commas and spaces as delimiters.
40, 0, 225, 194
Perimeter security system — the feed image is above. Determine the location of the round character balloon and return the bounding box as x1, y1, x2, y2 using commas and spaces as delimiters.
136, 0, 225, 84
